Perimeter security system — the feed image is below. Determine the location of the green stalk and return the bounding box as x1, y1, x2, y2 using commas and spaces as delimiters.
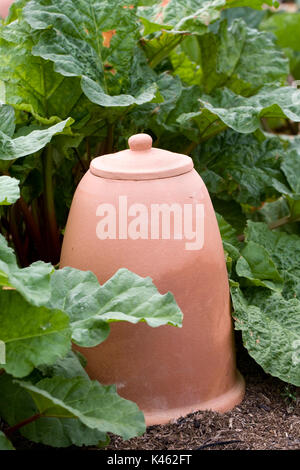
42, 145, 60, 263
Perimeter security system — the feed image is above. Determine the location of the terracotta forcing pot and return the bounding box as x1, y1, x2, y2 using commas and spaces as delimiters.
0, 0, 14, 18
60, 134, 245, 425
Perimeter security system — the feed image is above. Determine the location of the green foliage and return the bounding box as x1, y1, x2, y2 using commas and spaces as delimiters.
0, 289, 71, 377
0, 176, 20, 204
48, 267, 182, 347
196, 19, 288, 95
0, 236, 182, 446
0, 0, 300, 449
231, 286, 300, 386
260, 11, 300, 79
225, 220, 300, 386
0, 430, 15, 450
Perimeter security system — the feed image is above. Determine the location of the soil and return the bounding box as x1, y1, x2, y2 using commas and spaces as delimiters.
105, 336, 300, 451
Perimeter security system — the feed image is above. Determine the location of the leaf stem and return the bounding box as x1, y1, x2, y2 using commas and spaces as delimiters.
269, 215, 300, 230
5, 413, 41, 437
42, 145, 60, 263
8, 205, 28, 267
237, 214, 300, 242
105, 124, 115, 154
17, 197, 44, 259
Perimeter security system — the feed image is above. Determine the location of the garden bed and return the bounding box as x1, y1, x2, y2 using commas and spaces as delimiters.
105, 341, 300, 451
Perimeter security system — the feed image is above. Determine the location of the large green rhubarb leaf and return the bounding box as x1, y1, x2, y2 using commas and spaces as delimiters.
236, 241, 283, 292
178, 86, 300, 138
139, 1, 278, 68
0, 15, 103, 131
0, 104, 15, 136
0, 359, 107, 448
48, 267, 183, 347
0, 176, 20, 205
278, 140, 300, 220
17, 375, 145, 441
260, 11, 300, 79
0, 117, 72, 161
0, 42, 89, 128
138, 0, 276, 32
0, 290, 71, 377
0, 234, 53, 305
194, 130, 288, 207
231, 286, 300, 386
216, 212, 240, 276
196, 19, 288, 95
23, 0, 157, 108
245, 221, 300, 298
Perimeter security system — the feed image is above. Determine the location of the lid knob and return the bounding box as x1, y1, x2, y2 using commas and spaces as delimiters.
128, 133, 152, 151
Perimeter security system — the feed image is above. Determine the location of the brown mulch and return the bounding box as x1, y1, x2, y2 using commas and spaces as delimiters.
105, 338, 300, 451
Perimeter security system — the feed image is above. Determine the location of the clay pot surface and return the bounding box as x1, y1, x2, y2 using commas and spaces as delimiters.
60, 134, 245, 425
0, 0, 14, 18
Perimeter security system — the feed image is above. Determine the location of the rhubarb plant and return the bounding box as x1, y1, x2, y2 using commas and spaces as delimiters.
0, 0, 300, 449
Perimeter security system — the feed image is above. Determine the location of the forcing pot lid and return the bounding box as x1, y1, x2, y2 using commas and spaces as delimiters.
90, 134, 194, 180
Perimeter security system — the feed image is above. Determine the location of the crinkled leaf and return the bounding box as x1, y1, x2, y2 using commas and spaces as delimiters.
138, 0, 275, 33
24, 0, 157, 108
141, 29, 189, 69
132, 72, 183, 138
221, 6, 267, 28
236, 241, 283, 291
279, 141, 300, 219
48, 267, 183, 347
213, 198, 247, 233
0, 16, 104, 131
245, 221, 300, 298
38, 351, 89, 380
81, 77, 157, 107
0, 234, 53, 305
150, 84, 203, 143
231, 286, 300, 386
0, 118, 72, 161
194, 130, 288, 207
216, 213, 240, 275
0, 372, 107, 448
179, 86, 300, 136
0, 175, 20, 205
0, 105, 15, 136
257, 197, 291, 227
170, 45, 202, 86
0, 290, 71, 377
139, 0, 226, 33
280, 143, 300, 196
0, 431, 15, 450
197, 19, 288, 95
17, 375, 145, 440
0, 47, 90, 128
216, 212, 239, 246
